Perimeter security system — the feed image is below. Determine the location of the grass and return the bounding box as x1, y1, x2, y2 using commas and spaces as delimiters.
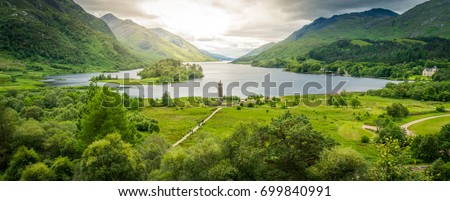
138, 95, 447, 163
409, 116, 450, 136
351, 40, 372, 47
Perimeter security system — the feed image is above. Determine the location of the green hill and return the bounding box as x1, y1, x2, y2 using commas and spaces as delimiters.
232, 42, 275, 64
0, 0, 142, 72
247, 0, 450, 64
101, 14, 215, 63
200, 49, 234, 61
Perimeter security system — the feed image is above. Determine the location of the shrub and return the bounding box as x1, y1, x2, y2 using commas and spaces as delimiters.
436, 105, 446, 113
236, 106, 242, 110
361, 135, 370, 144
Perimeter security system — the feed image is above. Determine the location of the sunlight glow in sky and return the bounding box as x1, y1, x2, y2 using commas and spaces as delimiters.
74, 0, 427, 58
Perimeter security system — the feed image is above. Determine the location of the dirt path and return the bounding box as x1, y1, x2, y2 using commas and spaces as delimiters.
400, 114, 450, 136
362, 114, 450, 136
172, 107, 222, 147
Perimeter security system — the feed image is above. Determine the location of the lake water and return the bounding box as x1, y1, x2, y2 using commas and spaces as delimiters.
45, 62, 396, 98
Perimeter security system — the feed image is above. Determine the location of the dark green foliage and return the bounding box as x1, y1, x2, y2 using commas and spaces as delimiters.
138, 135, 171, 173
79, 133, 146, 181
361, 135, 370, 144
368, 81, 450, 102
412, 124, 450, 162
369, 139, 426, 181
350, 98, 362, 109
309, 38, 450, 64
20, 162, 56, 181
307, 147, 367, 181
0, 0, 140, 70
79, 86, 135, 144
386, 103, 409, 118
0, 106, 18, 171
436, 105, 446, 113
138, 59, 204, 82
377, 123, 407, 145
51, 157, 74, 181
12, 119, 46, 151
161, 91, 174, 107
129, 113, 160, 133
4, 146, 40, 181
223, 112, 337, 180
433, 68, 450, 82
20, 106, 45, 121
425, 158, 450, 181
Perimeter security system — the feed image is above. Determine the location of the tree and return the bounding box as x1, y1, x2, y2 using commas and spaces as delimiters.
12, 119, 46, 151
162, 91, 173, 107
20, 163, 56, 181
224, 112, 337, 180
79, 87, 135, 144
79, 133, 146, 181
350, 98, 362, 109
411, 135, 440, 163
369, 139, 427, 181
425, 158, 450, 181
377, 123, 407, 145
307, 147, 367, 181
138, 135, 171, 172
51, 157, 74, 181
20, 106, 45, 121
386, 103, 409, 118
4, 146, 40, 181
0, 106, 18, 171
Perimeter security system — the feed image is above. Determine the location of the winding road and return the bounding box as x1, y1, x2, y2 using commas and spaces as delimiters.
400, 114, 450, 136
172, 107, 222, 147
362, 114, 450, 136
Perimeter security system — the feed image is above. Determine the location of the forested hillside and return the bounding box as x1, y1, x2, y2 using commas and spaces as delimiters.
0, 0, 142, 71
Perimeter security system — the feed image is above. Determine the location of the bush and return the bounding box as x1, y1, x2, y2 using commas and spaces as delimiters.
247, 103, 255, 108
386, 103, 409, 118
236, 106, 242, 110
436, 105, 446, 113
21, 163, 56, 181
361, 135, 370, 144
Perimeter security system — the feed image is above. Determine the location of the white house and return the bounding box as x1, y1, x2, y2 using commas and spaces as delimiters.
423, 66, 438, 77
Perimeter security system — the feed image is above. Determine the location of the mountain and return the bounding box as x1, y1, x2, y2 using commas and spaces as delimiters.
101, 14, 215, 63
247, 0, 450, 64
200, 50, 234, 61
0, 0, 141, 71
232, 42, 275, 63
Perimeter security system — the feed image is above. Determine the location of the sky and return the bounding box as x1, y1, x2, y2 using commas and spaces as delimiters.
73, 0, 428, 58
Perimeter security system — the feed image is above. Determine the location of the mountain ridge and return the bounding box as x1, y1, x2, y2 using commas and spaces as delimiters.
239, 0, 450, 64
101, 13, 216, 63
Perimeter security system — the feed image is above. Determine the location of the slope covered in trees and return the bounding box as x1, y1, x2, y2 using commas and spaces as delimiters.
243, 0, 450, 65
0, 0, 142, 71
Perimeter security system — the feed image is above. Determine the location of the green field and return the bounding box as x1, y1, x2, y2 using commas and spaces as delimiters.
409, 116, 450, 136
136, 95, 449, 163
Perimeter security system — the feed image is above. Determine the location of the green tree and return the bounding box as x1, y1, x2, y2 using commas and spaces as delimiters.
51, 157, 74, 181
307, 147, 367, 181
162, 91, 174, 107
79, 87, 135, 144
20, 106, 45, 121
224, 112, 336, 180
369, 139, 427, 181
20, 163, 56, 181
4, 146, 40, 181
350, 98, 362, 109
386, 103, 409, 118
79, 133, 146, 181
377, 123, 407, 145
0, 106, 19, 171
138, 135, 171, 172
425, 158, 450, 181
12, 119, 46, 151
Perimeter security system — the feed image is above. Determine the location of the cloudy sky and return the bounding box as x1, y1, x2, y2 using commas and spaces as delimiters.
74, 0, 427, 58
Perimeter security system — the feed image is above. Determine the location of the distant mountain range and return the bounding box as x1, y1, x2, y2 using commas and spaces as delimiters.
200, 50, 234, 61
101, 14, 215, 63
235, 0, 450, 64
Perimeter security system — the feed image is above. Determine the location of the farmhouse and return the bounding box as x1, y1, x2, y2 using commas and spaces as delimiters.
423, 66, 438, 77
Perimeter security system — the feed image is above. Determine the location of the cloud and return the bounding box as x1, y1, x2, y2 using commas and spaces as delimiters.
73, 0, 428, 58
